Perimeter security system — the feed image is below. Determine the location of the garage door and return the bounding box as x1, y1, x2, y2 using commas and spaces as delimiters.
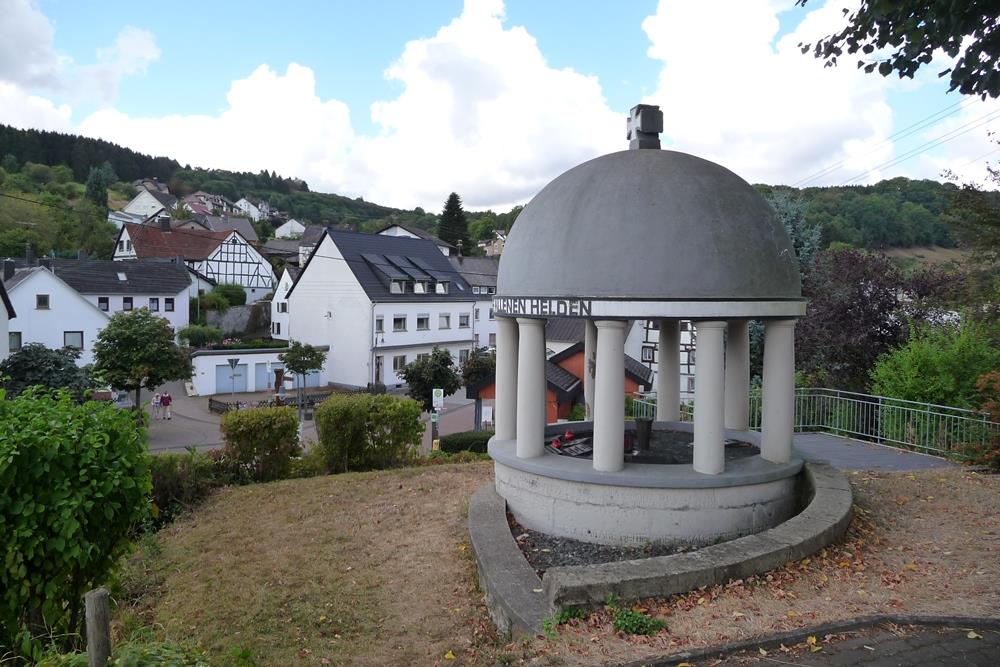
215, 363, 248, 394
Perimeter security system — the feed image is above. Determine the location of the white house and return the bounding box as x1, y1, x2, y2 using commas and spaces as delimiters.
274, 218, 305, 239
637, 318, 698, 400
122, 189, 177, 218
2, 263, 110, 366
0, 280, 14, 361
449, 255, 499, 350
2, 258, 192, 364
270, 266, 298, 340
377, 223, 456, 256
286, 229, 476, 389
113, 222, 275, 303
234, 197, 270, 222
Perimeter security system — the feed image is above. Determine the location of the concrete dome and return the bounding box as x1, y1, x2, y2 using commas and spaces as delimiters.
497, 149, 802, 301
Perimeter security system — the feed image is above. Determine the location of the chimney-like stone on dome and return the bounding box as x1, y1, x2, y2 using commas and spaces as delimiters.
627, 103, 663, 150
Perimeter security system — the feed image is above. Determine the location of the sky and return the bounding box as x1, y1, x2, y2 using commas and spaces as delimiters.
1, 0, 998, 211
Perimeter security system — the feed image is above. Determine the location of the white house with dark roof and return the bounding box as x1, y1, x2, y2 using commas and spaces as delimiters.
449, 255, 499, 350
286, 229, 477, 388
378, 223, 457, 256
234, 197, 270, 222
269, 266, 299, 340
122, 189, 178, 218
274, 218, 305, 239
2, 258, 192, 364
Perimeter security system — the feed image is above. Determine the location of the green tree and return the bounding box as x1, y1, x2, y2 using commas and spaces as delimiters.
84, 163, 116, 209
92, 309, 193, 409
437, 192, 469, 249
870, 320, 1000, 408
0, 343, 93, 398
798, 0, 1000, 98
278, 340, 326, 423
0, 154, 17, 172
0, 388, 150, 656
461, 346, 495, 386
399, 347, 462, 410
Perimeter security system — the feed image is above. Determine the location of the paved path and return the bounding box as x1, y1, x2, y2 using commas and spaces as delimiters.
792, 433, 955, 471
707, 623, 1000, 666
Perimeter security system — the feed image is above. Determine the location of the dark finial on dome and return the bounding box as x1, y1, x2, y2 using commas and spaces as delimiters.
627, 104, 663, 150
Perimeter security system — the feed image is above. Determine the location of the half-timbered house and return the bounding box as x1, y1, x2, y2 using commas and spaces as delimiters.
113, 222, 275, 303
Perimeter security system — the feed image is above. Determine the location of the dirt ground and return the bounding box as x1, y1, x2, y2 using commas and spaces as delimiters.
121, 465, 999, 666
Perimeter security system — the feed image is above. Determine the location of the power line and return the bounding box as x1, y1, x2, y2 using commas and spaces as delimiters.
792, 97, 973, 187
839, 108, 1000, 186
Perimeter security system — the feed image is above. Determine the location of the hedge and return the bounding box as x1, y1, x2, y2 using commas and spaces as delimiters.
315, 393, 423, 473
149, 449, 218, 524
219, 406, 300, 482
439, 429, 494, 454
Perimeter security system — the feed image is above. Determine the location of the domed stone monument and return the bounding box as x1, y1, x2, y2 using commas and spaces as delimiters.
489, 104, 808, 546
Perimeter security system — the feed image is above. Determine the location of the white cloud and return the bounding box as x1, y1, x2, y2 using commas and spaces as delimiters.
344, 0, 622, 209
642, 0, 895, 186
0, 0, 159, 105
78, 64, 355, 183
0, 81, 72, 131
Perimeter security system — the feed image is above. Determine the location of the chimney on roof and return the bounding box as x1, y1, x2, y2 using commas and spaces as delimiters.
457, 239, 463, 258
39, 258, 51, 270
160, 217, 171, 232
77, 250, 87, 261
627, 104, 663, 150
174, 255, 185, 266
25, 244, 34, 265
3, 259, 15, 282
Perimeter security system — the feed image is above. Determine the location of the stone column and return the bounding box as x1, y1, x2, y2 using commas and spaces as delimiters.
693, 320, 726, 475
762, 319, 796, 464
724, 319, 750, 431
515, 317, 546, 459
656, 319, 681, 421
495, 317, 519, 442
584, 320, 597, 420
593, 320, 627, 472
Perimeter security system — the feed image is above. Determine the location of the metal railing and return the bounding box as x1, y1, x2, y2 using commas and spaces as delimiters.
208, 391, 334, 414
627, 388, 998, 458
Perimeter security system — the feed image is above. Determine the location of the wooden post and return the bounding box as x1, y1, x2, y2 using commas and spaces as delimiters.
85, 588, 111, 667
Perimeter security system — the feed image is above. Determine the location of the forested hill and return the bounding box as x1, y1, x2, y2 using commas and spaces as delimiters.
0, 123, 975, 250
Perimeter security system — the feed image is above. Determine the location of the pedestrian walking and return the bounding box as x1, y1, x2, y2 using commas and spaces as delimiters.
152, 393, 162, 420
161, 392, 172, 420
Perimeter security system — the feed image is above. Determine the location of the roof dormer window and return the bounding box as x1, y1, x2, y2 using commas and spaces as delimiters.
390, 280, 405, 294
436, 281, 449, 294
117, 272, 127, 281
414, 281, 427, 294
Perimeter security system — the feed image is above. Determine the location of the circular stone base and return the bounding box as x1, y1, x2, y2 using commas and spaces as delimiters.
490, 423, 803, 547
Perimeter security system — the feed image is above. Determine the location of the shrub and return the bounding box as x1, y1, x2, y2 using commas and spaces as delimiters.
149, 448, 218, 524
315, 393, 423, 473
38, 641, 209, 667
440, 429, 494, 454
568, 403, 586, 421
289, 447, 327, 478
220, 406, 300, 482
177, 324, 224, 348
198, 291, 230, 312
212, 283, 247, 306
0, 389, 151, 657
418, 450, 490, 465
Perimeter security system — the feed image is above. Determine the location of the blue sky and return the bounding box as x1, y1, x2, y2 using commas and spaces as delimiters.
3, 0, 997, 210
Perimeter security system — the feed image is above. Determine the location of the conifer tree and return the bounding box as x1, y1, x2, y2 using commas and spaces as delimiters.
437, 192, 469, 250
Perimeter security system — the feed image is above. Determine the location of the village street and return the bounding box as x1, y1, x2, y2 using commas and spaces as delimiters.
144, 382, 481, 454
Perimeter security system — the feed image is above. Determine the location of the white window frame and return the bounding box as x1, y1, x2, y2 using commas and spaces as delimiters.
393, 315, 407, 332
439, 313, 451, 329
416, 314, 430, 331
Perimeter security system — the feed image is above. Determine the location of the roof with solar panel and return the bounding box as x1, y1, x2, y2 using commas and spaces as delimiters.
288, 227, 473, 302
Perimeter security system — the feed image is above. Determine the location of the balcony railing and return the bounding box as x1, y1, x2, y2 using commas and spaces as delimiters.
627, 388, 998, 459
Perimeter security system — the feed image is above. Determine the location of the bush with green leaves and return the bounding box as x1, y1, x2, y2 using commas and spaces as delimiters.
0, 389, 151, 657
177, 324, 224, 348
439, 429, 494, 454
315, 393, 424, 473
149, 448, 218, 524
197, 292, 230, 313
219, 406, 300, 482
398, 347, 461, 410
568, 403, 586, 421
37, 640, 209, 667
0, 343, 93, 398
212, 283, 247, 306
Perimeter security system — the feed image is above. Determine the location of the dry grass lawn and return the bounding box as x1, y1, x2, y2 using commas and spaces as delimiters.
120, 464, 1000, 666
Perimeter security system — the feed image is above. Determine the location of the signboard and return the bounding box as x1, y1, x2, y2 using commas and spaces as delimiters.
227, 358, 239, 369
432, 388, 445, 409
431, 412, 439, 423
492, 297, 593, 317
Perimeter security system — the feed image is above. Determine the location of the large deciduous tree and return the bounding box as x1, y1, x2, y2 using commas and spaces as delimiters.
437, 192, 469, 250
399, 347, 462, 410
92, 309, 192, 408
798, 0, 1000, 98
